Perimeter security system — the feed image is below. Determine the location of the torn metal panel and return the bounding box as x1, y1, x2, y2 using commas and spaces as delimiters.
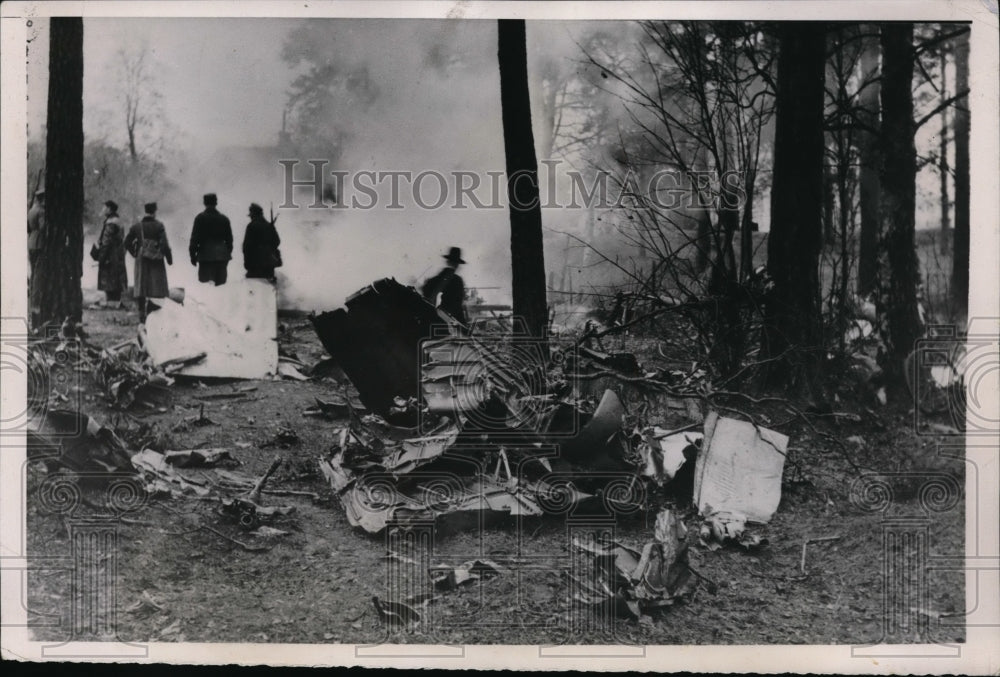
558, 389, 628, 467
144, 278, 278, 379
693, 412, 788, 524
163, 448, 234, 468
419, 336, 542, 427
324, 468, 591, 534
637, 427, 702, 485
572, 509, 693, 620
429, 559, 508, 590
311, 278, 454, 415
27, 409, 134, 473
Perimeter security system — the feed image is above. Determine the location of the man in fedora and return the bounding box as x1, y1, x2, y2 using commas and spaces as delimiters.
189, 192, 233, 285
422, 246, 468, 325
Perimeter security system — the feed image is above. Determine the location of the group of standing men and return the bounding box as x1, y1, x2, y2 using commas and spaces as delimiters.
84, 193, 282, 321
30, 187, 471, 326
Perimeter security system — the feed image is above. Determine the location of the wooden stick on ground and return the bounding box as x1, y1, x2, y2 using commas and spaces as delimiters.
246, 457, 282, 504
800, 534, 843, 574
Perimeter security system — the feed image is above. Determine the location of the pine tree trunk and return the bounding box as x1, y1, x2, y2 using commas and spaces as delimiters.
938, 46, 950, 254
878, 23, 922, 383
952, 31, 970, 316
31, 17, 84, 328
857, 28, 881, 298
498, 19, 549, 356
763, 22, 827, 391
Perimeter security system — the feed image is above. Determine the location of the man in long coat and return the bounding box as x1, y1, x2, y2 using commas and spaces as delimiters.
124, 202, 173, 322
96, 199, 128, 308
189, 193, 233, 286
242, 203, 281, 281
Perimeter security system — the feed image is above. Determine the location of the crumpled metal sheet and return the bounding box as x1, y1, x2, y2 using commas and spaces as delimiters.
311, 278, 455, 416
693, 412, 788, 524
28, 409, 134, 473
559, 389, 627, 467
144, 278, 277, 379
429, 559, 508, 590
324, 469, 592, 534
132, 449, 255, 498
636, 426, 701, 485
573, 509, 694, 620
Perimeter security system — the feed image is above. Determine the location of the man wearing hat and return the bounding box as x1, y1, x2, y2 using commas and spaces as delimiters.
94, 199, 128, 309
242, 203, 281, 282
422, 247, 468, 325
27, 188, 45, 283
124, 202, 173, 322
189, 193, 233, 286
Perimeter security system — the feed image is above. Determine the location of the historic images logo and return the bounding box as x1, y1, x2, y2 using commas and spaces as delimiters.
911, 319, 999, 436
1, 317, 83, 438
278, 159, 748, 213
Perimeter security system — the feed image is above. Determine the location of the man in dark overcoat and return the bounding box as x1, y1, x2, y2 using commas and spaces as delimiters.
96, 199, 129, 308
242, 203, 281, 282
189, 192, 233, 285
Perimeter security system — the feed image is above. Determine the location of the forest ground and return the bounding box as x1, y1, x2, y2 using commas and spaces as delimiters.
22, 288, 968, 648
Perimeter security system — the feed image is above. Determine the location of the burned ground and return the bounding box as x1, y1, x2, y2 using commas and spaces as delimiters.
24, 303, 965, 646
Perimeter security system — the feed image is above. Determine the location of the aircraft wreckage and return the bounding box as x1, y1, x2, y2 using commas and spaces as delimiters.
310, 279, 787, 536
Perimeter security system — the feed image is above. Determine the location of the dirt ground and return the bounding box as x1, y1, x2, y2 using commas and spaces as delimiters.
24, 300, 966, 647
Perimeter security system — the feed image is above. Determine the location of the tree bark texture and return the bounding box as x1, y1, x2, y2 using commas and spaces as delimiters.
498, 19, 549, 353
764, 22, 827, 390
878, 23, 922, 380
32, 17, 85, 327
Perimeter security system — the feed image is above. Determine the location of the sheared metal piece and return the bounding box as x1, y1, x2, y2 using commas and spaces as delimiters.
420, 335, 537, 427
311, 278, 454, 416
429, 559, 508, 590
94, 342, 176, 410
637, 427, 701, 485
559, 389, 627, 467
693, 413, 788, 524
698, 512, 768, 551
163, 448, 234, 468
573, 509, 693, 620
321, 461, 591, 533
132, 448, 213, 497
144, 278, 277, 379
28, 409, 134, 473
372, 596, 420, 627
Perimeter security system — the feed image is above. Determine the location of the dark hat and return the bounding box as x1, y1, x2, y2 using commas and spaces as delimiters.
443, 246, 465, 264
248, 203, 264, 215
104, 199, 118, 212
203, 193, 218, 206
144, 202, 157, 214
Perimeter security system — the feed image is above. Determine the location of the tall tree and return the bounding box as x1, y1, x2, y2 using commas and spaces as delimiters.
115, 43, 166, 164
31, 17, 84, 328
937, 43, 950, 254
498, 19, 549, 353
952, 29, 969, 316
878, 23, 922, 381
763, 22, 827, 391
856, 29, 881, 298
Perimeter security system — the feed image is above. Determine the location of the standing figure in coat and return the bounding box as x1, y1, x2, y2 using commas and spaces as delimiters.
422, 246, 468, 325
124, 202, 173, 322
242, 203, 281, 282
95, 200, 128, 308
189, 192, 232, 286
